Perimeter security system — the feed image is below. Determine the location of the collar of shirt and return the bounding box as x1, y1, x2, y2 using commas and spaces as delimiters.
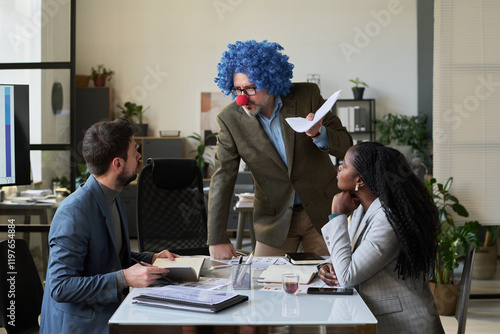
256, 95, 287, 165
97, 180, 120, 205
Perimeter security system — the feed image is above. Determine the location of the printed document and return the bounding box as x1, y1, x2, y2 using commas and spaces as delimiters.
285, 90, 342, 132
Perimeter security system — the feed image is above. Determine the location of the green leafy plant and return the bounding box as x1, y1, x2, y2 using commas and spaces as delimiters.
349, 77, 369, 88
52, 175, 70, 189
426, 177, 480, 284
188, 132, 218, 172
75, 163, 91, 188
90, 64, 114, 82
117, 102, 149, 124
374, 113, 430, 165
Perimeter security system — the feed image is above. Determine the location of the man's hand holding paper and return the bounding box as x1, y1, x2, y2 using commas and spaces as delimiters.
285, 90, 342, 133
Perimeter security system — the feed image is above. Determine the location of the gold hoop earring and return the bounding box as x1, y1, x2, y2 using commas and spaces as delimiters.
355, 184, 359, 192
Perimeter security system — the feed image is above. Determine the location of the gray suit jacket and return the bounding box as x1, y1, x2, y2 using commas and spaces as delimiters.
322, 199, 444, 333
207, 83, 352, 247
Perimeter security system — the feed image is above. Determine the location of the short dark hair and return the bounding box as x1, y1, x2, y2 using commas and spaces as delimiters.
82, 118, 139, 176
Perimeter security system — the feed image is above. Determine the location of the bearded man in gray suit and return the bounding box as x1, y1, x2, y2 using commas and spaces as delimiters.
208, 40, 353, 259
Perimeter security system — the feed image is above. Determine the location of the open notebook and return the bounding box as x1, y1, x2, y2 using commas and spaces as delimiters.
153, 257, 205, 282
257, 264, 318, 284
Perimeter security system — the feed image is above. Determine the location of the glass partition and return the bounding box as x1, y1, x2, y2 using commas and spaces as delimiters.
0, 0, 71, 63
0, 68, 71, 145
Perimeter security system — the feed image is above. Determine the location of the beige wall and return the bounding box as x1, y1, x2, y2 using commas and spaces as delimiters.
76, 0, 418, 154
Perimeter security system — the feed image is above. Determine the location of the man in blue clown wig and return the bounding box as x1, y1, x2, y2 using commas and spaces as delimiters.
208, 40, 353, 259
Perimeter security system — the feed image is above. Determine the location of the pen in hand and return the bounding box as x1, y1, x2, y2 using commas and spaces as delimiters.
133, 259, 175, 285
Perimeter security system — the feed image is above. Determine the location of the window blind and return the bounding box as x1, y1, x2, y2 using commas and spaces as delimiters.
433, 0, 500, 225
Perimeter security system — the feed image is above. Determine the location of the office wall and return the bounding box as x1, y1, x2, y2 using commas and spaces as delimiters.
76, 0, 418, 152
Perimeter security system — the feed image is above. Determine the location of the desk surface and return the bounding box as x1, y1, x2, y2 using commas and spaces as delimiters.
109, 263, 377, 332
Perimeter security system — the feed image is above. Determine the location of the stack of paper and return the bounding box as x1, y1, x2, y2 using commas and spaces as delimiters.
20, 189, 52, 197
133, 286, 248, 313
235, 192, 254, 208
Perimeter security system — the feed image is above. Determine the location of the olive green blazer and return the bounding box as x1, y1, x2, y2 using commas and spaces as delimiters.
207, 83, 353, 247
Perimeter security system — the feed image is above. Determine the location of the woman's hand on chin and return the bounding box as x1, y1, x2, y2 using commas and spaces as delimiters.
331, 191, 360, 215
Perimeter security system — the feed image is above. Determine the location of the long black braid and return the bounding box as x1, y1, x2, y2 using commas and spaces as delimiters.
351, 142, 440, 281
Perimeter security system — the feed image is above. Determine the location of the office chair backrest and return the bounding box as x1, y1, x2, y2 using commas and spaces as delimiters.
137, 158, 208, 254
455, 243, 476, 334
0, 239, 43, 334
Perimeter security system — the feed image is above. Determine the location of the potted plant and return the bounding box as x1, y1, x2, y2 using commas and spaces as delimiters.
472, 225, 499, 280
426, 177, 480, 315
374, 113, 430, 166
90, 65, 114, 87
349, 77, 369, 100
117, 101, 150, 136
188, 132, 218, 177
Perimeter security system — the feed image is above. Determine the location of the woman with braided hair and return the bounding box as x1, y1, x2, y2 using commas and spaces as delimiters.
318, 142, 444, 333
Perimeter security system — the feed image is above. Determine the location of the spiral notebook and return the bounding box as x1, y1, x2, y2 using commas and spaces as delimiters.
132, 286, 248, 313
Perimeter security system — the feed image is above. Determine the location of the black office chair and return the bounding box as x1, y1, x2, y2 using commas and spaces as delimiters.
136, 158, 210, 255
455, 243, 476, 334
0, 239, 43, 334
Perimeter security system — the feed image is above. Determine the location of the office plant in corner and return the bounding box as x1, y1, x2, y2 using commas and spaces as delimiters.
374, 113, 430, 168
426, 177, 479, 315
188, 132, 218, 178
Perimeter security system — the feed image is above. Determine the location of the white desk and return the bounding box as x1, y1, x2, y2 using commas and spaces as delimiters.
109, 265, 377, 333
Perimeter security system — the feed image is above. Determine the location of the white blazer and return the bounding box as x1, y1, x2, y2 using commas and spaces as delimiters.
321, 198, 444, 334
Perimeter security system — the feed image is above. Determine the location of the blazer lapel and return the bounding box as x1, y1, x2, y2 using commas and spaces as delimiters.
87, 176, 121, 260
280, 96, 297, 176
237, 105, 287, 171
350, 198, 382, 251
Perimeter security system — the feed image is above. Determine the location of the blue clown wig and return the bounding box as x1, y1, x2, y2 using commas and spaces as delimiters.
214, 40, 294, 97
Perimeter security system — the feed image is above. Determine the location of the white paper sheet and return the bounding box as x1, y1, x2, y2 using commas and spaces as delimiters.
285, 90, 342, 133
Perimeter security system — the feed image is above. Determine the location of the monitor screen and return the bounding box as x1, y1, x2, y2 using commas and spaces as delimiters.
0, 84, 31, 187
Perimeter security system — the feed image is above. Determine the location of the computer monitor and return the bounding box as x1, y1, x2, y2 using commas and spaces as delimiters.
0, 84, 31, 187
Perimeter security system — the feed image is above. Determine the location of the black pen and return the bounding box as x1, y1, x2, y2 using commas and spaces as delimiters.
133, 259, 175, 285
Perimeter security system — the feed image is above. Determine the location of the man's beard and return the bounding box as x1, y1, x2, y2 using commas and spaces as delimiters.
243, 94, 271, 117
117, 168, 137, 188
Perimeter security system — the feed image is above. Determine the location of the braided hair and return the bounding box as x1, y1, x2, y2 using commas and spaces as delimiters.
351, 142, 439, 281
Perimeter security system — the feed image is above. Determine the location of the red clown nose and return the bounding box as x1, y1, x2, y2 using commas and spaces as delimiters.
236, 95, 248, 106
